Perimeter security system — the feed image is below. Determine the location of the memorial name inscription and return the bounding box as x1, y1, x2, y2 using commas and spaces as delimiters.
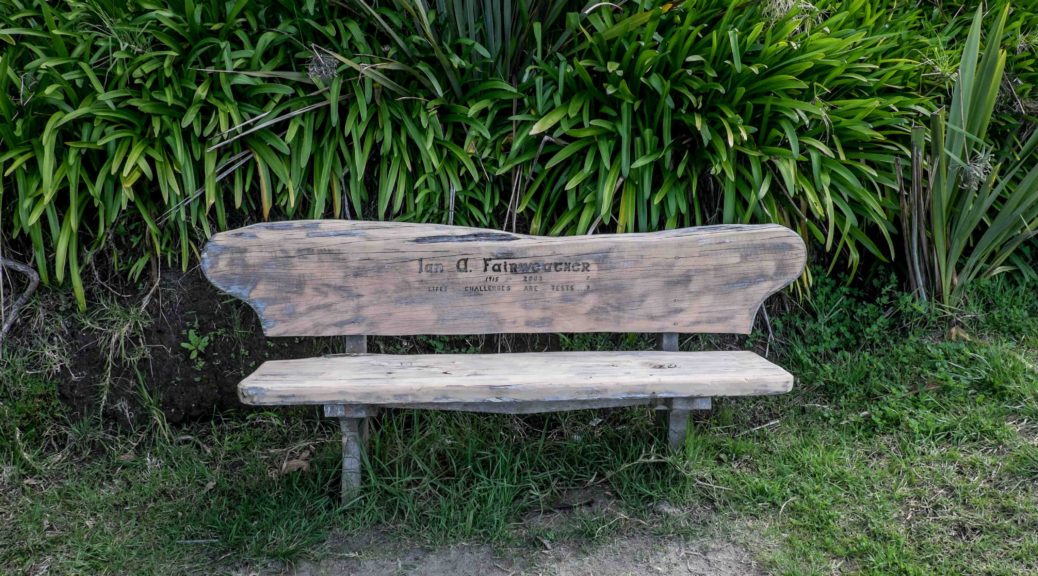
417, 257, 594, 274
417, 257, 596, 295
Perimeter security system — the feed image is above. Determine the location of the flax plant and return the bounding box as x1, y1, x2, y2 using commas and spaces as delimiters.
904, 4, 1038, 307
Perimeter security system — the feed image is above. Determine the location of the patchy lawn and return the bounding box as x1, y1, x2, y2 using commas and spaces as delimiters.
2, 274, 1037, 575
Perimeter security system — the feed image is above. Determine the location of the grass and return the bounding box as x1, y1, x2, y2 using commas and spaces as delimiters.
2, 272, 1038, 574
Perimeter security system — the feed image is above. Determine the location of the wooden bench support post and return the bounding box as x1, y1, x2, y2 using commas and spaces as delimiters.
324, 404, 371, 501
339, 416, 364, 497
329, 336, 369, 501
657, 333, 713, 450
658, 332, 679, 353
665, 397, 712, 450
666, 406, 690, 450
343, 335, 367, 355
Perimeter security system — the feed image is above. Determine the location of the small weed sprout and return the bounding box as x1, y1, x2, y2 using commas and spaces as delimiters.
180, 328, 210, 362
920, 40, 960, 87
77, 1, 151, 56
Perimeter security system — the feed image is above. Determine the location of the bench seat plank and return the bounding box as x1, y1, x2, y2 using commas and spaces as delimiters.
238, 351, 792, 406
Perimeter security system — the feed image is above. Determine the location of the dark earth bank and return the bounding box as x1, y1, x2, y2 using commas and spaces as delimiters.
31, 268, 564, 425
55, 268, 330, 424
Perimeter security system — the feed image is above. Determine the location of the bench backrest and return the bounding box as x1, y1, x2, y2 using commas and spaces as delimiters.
202, 221, 806, 337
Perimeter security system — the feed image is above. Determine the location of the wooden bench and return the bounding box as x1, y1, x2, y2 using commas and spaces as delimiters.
202, 221, 806, 498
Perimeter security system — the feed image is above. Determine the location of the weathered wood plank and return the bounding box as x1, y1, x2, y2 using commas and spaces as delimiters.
326, 398, 709, 414
237, 351, 793, 406
202, 221, 805, 336
323, 404, 372, 418
671, 397, 712, 411
383, 398, 658, 414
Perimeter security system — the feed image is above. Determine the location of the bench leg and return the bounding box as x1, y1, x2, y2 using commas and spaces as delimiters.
667, 408, 690, 450
657, 332, 695, 450
665, 397, 712, 451
339, 416, 365, 498
324, 404, 371, 502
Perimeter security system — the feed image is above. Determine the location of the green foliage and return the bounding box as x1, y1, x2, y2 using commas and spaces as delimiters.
2, 0, 1038, 302
903, 4, 1038, 307
910, 0, 1038, 134
514, 0, 933, 275
771, 268, 920, 359
1, 0, 353, 308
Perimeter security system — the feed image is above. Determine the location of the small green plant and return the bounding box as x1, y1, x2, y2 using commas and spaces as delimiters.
179, 328, 210, 361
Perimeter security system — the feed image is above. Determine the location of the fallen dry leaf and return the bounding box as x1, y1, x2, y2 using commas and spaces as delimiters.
280, 459, 310, 474
948, 325, 972, 341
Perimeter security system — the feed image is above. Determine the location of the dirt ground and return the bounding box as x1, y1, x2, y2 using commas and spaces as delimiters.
54, 269, 329, 424
284, 535, 764, 576
235, 485, 766, 576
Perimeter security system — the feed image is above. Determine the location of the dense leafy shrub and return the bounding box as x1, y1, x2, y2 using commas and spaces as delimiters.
511, 0, 932, 273
1, 0, 1036, 306
2, 0, 352, 306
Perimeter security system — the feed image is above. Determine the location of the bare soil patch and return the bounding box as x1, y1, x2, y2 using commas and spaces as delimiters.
55, 269, 327, 424
283, 534, 764, 576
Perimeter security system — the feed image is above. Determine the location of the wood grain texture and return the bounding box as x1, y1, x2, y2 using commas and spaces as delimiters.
381, 398, 664, 414
202, 221, 806, 336
237, 351, 793, 406
319, 397, 710, 414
